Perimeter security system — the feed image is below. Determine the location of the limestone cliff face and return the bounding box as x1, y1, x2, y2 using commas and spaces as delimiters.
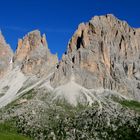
51, 14, 140, 100
14, 30, 58, 76
0, 31, 13, 78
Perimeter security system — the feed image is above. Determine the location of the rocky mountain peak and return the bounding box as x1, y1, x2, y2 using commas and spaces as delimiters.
67, 14, 136, 54
0, 31, 13, 78
0, 30, 7, 45
51, 14, 140, 101
14, 30, 58, 76
15, 30, 48, 62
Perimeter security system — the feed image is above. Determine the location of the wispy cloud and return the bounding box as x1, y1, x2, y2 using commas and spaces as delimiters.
45, 28, 73, 33
1, 26, 29, 32
1, 26, 74, 34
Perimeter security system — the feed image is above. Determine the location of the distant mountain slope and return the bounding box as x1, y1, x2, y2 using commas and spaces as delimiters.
0, 31, 13, 78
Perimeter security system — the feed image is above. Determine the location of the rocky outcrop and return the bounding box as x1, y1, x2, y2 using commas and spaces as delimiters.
14, 30, 58, 76
0, 30, 58, 108
0, 31, 13, 78
51, 14, 140, 100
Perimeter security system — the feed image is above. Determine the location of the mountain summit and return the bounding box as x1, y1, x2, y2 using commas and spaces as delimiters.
51, 14, 140, 101
14, 30, 58, 76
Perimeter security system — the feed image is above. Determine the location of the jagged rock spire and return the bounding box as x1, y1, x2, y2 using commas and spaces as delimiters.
0, 31, 13, 77
14, 30, 58, 76
0, 30, 6, 45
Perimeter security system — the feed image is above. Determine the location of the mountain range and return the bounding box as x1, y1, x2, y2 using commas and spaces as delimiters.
0, 14, 140, 140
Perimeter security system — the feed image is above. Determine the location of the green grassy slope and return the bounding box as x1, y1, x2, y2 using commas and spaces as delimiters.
120, 100, 140, 112
0, 133, 30, 140
0, 121, 31, 140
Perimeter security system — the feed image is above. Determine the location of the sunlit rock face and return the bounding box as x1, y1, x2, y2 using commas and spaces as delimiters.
14, 30, 58, 76
0, 31, 13, 78
51, 14, 140, 100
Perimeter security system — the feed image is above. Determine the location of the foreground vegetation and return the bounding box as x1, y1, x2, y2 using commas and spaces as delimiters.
120, 100, 140, 112
14, 102, 140, 140
0, 120, 31, 140
0, 89, 140, 140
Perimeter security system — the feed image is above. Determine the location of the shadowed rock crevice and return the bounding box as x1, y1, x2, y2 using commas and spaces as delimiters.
76, 30, 84, 50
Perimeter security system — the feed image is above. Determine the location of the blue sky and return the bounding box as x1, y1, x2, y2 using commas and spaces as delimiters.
0, 0, 140, 58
